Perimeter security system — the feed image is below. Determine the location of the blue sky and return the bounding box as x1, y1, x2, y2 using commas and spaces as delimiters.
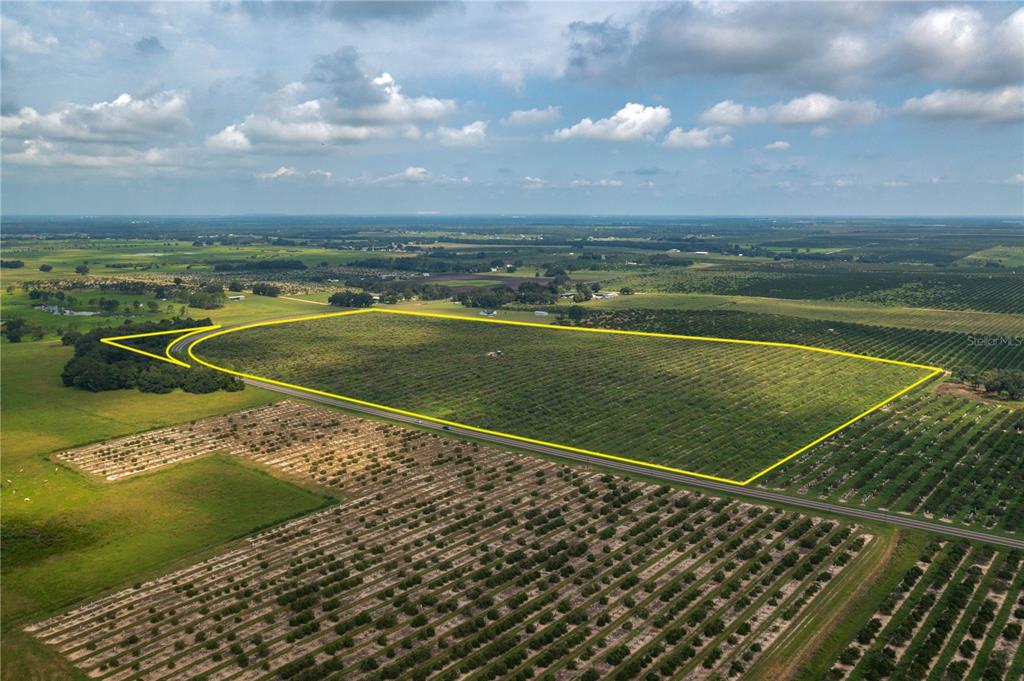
2, 1, 1022, 215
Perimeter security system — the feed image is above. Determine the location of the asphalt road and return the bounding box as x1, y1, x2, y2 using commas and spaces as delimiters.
172, 331, 1024, 550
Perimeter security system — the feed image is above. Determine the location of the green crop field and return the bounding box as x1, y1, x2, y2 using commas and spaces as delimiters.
192, 310, 935, 481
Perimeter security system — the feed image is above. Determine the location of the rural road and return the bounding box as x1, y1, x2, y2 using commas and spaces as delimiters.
170, 329, 1024, 551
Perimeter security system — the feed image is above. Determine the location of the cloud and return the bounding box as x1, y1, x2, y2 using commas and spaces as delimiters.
903, 7, 1023, 86
256, 166, 300, 180
633, 167, 665, 176
1004, 173, 1024, 186
207, 55, 456, 152
1, 90, 190, 144
501, 106, 561, 126
222, 1, 459, 26
521, 176, 548, 189
662, 126, 732, 149
569, 178, 623, 188
900, 86, 1023, 124
563, 5, 1023, 90
428, 120, 487, 147
883, 180, 910, 188
549, 102, 671, 142
2, 138, 182, 174
343, 166, 470, 186
134, 36, 168, 56
764, 140, 791, 151
700, 93, 881, 127
255, 167, 334, 181
565, 18, 632, 80
1, 16, 58, 54
569, 3, 883, 88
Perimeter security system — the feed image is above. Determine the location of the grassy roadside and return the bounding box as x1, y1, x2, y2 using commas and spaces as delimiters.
750, 528, 930, 680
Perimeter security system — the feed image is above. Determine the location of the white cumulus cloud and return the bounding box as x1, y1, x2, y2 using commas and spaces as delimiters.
549, 103, 671, 142
569, 178, 624, 188
663, 126, 733, 149
207, 72, 455, 152
764, 140, 791, 151
901, 86, 1023, 124
428, 120, 487, 147
501, 106, 561, 126
700, 93, 881, 127
1, 16, 58, 54
2, 90, 190, 144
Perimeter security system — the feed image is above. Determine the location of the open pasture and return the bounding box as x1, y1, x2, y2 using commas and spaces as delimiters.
190, 310, 937, 483
30, 406, 874, 681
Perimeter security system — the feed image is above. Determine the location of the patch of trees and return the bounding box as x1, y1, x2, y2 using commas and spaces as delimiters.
39, 264, 53, 272
60, 319, 243, 394
188, 283, 226, 309
328, 291, 375, 308
954, 367, 1024, 400
1, 260, 25, 268
251, 282, 281, 297
458, 279, 569, 309
213, 259, 307, 272
2, 318, 44, 342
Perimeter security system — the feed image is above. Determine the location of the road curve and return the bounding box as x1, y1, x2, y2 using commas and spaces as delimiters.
171, 330, 1024, 550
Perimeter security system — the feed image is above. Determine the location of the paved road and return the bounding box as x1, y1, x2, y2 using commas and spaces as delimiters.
172, 331, 1024, 550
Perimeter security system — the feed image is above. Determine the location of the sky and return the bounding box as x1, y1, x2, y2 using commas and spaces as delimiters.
1, 1, 1022, 216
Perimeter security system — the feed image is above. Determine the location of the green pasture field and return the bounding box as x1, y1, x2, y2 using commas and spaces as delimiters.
0, 238, 411, 282
0, 341, 327, 681
960, 245, 1024, 267
585, 292, 1024, 336
0, 287, 326, 340
192, 310, 934, 481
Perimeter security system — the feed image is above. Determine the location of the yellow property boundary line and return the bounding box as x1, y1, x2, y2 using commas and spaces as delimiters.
105, 308, 943, 486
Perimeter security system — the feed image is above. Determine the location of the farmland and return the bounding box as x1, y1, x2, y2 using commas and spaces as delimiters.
2, 216, 1023, 681
564, 309, 1024, 372
29, 402, 878, 681
822, 539, 1024, 681
190, 310, 935, 482
760, 392, 1024, 534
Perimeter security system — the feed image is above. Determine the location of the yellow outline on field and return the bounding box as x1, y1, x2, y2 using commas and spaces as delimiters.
100, 324, 221, 368
104, 309, 943, 486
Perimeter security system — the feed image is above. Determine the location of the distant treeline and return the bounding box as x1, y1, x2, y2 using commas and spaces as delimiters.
213, 259, 307, 272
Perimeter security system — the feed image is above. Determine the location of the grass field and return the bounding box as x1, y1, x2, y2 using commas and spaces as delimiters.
0, 285, 328, 339
192, 309, 935, 482
0, 341, 328, 681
